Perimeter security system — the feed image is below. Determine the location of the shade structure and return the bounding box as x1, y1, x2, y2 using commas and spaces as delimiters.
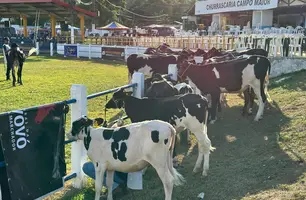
96, 22, 129, 30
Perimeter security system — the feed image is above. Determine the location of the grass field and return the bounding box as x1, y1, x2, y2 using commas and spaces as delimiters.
0, 57, 305, 200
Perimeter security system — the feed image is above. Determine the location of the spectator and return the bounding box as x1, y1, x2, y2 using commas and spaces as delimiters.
3, 37, 11, 80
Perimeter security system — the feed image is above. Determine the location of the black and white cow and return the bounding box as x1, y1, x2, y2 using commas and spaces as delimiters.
68, 116, 184, 200
105, 89, 214, 176
127, 53, 189, 82
178, 55, 271, 123
145, 74, 194, 98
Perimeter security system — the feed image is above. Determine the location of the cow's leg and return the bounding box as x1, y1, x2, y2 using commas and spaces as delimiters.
242, 88, 250, 116
106, 171, 114, 200
148, 149, 174, 200
192, 123, 213, 176
248, 88, 256, 115
11, 67, 16, 87
152, 161, 174, 200
94, 164, 105, 200
17, 65, 23, 85
209, 92, 220, 124
251, 79, 266, 121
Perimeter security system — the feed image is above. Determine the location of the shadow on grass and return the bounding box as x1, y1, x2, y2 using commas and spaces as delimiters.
56, 100, 305, 200
170, 100, 305, 200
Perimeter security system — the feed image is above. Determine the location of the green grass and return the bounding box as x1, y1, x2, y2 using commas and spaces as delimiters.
0, 57, 305, 200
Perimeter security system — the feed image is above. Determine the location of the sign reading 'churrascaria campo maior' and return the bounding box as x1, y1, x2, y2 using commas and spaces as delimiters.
195, 0, 278, 15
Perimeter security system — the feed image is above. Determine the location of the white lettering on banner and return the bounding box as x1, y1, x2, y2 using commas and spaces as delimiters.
9, 110, 30, 151
195, 0, 278, 15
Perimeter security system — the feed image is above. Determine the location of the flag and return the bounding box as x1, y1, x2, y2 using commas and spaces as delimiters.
0, 102, 68, 200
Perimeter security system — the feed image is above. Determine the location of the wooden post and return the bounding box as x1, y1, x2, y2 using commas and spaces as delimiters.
22, 15, 28, 37
50, 14, 56, 38
78, 15, 85, 41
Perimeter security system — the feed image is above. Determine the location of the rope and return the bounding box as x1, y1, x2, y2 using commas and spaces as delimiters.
104, 95, 108, 122
178, 63, 192, 80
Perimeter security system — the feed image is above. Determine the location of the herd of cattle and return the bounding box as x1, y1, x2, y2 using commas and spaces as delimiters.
68, 45, 274, 200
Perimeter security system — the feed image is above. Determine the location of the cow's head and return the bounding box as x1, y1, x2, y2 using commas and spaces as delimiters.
67, 116, 106, 140
146, 79, 178, 98
178, 60, 194, 81
194, 48, 206, 56
105, 88, 130, 109
205, 47, 222, 60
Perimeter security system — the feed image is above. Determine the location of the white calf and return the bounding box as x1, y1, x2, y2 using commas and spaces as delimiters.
68, 116, 184, 200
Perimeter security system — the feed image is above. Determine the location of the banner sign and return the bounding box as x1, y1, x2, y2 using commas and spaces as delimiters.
102, 47, 125, 60
195, 0, 278, 15
0, 103, 68, 200
64, 45, 78, 57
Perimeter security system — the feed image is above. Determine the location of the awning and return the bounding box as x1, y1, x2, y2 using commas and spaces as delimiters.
96, 22, 129, 30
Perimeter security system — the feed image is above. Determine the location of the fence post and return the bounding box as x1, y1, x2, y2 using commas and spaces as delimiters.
36, 42, 39, 55
131, 72, 144, 99
88, 44, 91, 59
77, 44, 80, 58
70, 84, 88, 189
50, 42, 54, 56
127, 72, 144, 190
168, 64, 178, 81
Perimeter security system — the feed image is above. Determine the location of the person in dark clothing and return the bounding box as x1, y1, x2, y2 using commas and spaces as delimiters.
3, 37, 11, 80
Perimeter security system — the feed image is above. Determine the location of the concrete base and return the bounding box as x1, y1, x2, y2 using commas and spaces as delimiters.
270, 57, 306, 78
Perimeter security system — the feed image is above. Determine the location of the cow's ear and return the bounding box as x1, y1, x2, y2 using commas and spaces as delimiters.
85, 118, 94, 127
93, 118, 105, 127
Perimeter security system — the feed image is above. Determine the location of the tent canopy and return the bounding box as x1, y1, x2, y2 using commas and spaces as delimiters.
96, 21, 129, 30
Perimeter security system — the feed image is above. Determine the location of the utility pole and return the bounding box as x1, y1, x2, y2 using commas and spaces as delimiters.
70, 0, 76, 26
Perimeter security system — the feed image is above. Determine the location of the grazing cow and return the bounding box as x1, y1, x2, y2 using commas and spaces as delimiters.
127, 54, 188, 82
105, 89, 214, 176
7, 43, 26, 86
178, 55, 271, 123
68, 116, 184, 200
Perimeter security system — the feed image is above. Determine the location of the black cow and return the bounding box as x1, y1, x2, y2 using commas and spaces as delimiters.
7, 43, 26, 86
105, 89, 214, 176
178, 55, 271, 123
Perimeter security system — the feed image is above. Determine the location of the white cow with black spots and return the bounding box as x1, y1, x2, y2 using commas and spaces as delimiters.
67, 116, 184, 200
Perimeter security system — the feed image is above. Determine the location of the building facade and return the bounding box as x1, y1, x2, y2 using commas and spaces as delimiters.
185, 0, 306, 30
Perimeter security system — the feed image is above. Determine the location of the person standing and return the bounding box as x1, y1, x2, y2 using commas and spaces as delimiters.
3, 37, 11, 80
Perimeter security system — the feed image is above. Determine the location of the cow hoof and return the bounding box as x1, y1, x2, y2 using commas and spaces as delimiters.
202, 171, 208, 176
193, 167, 201, 173
254, 117, 262, 122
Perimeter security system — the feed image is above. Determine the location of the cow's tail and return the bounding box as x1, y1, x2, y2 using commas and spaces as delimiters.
167, 125, 185, 186
265, 59, 272, 103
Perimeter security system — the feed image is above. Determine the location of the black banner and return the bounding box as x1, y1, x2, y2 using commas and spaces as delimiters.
0, 103, 68, 200
102, 47, 125, 60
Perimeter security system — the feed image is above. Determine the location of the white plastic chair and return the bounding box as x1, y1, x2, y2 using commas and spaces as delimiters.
289, 36, 302, 57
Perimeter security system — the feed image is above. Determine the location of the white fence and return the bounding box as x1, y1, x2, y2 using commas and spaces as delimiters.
0, 63, 179, 200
